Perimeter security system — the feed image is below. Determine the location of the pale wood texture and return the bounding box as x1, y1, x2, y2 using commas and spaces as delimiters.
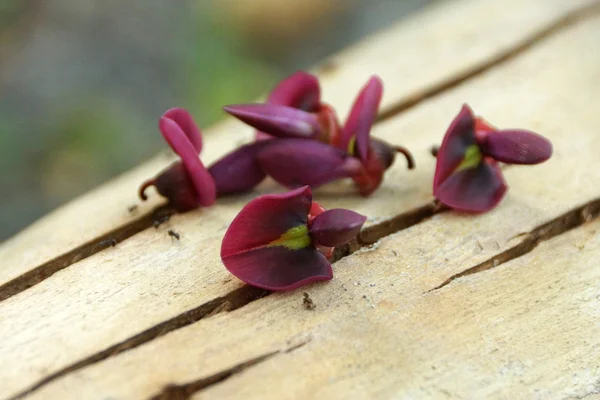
0, 0, 594, 286
1, 0, 600, 399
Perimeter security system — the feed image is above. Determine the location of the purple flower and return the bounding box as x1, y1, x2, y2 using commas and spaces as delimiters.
221, 186, 366, 291
139, 109, 271, 211
335, 76, 415, 196
224, 73, 414, 196
139, 108, 216, 211
433, 104, 553, 213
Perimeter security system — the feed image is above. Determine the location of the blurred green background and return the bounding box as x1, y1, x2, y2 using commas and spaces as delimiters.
0, 0, 436, 241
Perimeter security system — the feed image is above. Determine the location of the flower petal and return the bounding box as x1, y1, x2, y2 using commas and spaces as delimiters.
253, 72, 321, 141
433, 104, 478, 188
221, 186, 312, 257
267, 71, 321, 112
257, 139, 363, 188
221, 246, 332, 291
159, 117, 216, 207
478, 129, 553, 165
223, 104, 322, 139
434, 160, 508, 213
309, 209, 366, 247
163, 108, 203, 153
341, 75, 383, 163
208, 142, 268, 195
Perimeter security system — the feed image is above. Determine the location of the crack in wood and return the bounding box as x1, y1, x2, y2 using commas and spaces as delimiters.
8, 285, 270, 400
8, 195, 443, 400
426, 198, 600, 293
376, 0, 600, 124
331, 201, 444, 262
0, 206, 174, 303
9, 196, 600, 399
149, 339, 310, 400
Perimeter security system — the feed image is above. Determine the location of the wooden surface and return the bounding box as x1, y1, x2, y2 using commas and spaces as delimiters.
1, 0, 600, 399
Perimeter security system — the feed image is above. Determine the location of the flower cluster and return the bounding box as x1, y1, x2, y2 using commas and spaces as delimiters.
225, 72, 415, 196
139, 73, 414, 212
138, 74, 553, 291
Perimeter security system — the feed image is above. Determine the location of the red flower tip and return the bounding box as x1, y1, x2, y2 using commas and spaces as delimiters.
434, 104, 552, 213
221, 186, 333, 291
256, 139, 363, 189
309, 209, 366, 247
223, 104, 322, 140
138, 109, 216, 211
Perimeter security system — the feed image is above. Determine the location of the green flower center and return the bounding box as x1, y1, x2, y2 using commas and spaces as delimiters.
268, 225, 311, 250
456, 144, 482, 172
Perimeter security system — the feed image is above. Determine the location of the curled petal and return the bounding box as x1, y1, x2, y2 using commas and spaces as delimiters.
478, 129, 553, 165
163, 108, 203, 153
139, 162, 198, 212
257, 139, 363, 188
208, 142, 268, 195
309, 209, 366, 247
434, 160, 508, 213
433, 104, 478, 189
223, 104, 322, 139
341, 75, 383, 163
267, 71, 321, 112
221, 186, 312, 256
159, 117, 216, 207
221, 247, 332, 291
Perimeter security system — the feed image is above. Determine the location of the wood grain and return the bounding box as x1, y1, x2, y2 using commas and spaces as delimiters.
0, 0, 595, 291
6, 9, 600, 400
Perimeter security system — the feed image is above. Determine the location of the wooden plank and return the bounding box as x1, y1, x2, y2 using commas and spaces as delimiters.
193, 220, 600, 400
0, 0, 595, 289
8, 11, 600, 400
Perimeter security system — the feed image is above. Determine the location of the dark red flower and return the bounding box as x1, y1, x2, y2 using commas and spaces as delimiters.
253, 71, 341, 142
221, 186, 366, 291
224, 74, 414, 196
336, 76, 415, 195
139, 108, 272, 210
225, 71, 341, 144
139, 108, 216, 211
433, 104, 553, 212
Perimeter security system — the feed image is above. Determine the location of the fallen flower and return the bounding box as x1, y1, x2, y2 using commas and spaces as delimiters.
433, 104, 553, 213
337, 76, 415, 195
139, 108, 270, 211
224, 74, 414, 196
139, 108, 216, 211
221, 186, 366, 291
